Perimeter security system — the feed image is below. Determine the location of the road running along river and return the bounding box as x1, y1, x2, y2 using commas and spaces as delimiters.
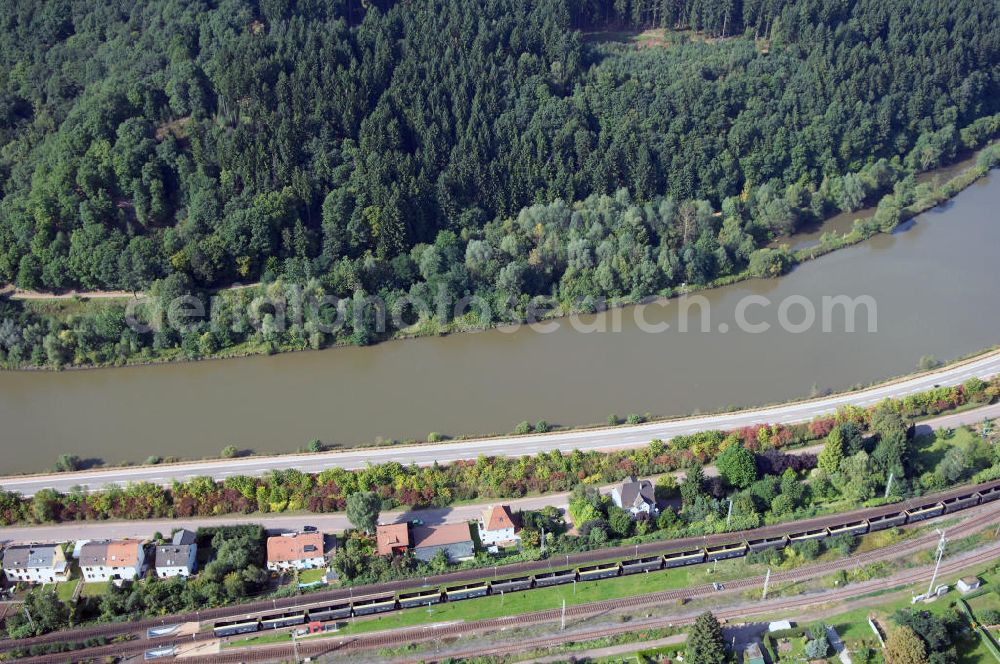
0, 171, 999, 473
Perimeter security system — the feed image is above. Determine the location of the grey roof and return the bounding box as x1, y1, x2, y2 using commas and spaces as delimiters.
172, 530, 196, 546
155, 543, 195, 569
619, 477, 655, 508
78, 541, 110, 567
3, 544, 58, 570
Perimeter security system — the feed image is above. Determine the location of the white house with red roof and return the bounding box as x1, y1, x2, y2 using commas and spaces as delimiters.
266, 532, 325, 572
477, 505, 520, 547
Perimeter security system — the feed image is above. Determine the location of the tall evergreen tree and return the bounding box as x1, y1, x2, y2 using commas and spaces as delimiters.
688, 611, 727, 664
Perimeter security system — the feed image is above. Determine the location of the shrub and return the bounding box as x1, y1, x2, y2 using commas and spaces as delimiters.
53, 454, 81, 473
805, 635, 829, 659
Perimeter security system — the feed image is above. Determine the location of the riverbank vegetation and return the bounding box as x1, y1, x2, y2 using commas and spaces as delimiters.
1, 0, 1000, 368
1, 375, 997, 530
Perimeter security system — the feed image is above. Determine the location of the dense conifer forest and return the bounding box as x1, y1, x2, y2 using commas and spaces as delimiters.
1, 0, 999, 366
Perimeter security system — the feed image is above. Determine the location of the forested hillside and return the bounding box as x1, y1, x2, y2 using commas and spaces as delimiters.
1, 0, 999, 367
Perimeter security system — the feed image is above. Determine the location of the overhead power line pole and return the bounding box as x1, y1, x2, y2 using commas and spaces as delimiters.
927, 530, 947, 599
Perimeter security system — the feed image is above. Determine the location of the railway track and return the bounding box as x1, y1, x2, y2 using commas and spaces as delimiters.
5, 478, 997, 657
218, 513, 1000, 664
402, 543, 1000, 664
24, 500, 1000, 664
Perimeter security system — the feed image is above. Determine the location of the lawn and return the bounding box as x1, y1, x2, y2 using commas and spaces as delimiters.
968, 589, 1000, 617
819, 564, 1000, 662
956, 632, 997, 664
55, 580, 78, 602
79, 582, 110, 598
41, 580, 79, 603
911, 426, 979, 475
767, 633, 810, 662
297, 568, 326, 585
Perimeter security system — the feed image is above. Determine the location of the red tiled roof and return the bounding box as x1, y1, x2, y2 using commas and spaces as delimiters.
375, 523, 410, 556
412, 523, 473, 549
266, 532, 324, 563
483, 505, 517, 532
80, 539, 143, 568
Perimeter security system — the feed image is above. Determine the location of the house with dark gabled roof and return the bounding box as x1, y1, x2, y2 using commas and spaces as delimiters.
154, 530, 198, 578
2, 543, 69, 585
610, 476, 658, 517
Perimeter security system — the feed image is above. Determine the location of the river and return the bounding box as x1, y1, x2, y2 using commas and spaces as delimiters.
1, 172, 999, 474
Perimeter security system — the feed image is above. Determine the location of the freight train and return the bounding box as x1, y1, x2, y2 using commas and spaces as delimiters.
212, 479, 1000, 638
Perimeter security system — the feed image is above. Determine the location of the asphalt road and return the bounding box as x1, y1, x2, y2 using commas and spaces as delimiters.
3, 402, 998, 544
3, 350, 999, 498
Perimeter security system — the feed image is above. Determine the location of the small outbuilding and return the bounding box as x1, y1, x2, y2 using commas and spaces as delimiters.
957, 576, 981, 593
769, 620, 794, 632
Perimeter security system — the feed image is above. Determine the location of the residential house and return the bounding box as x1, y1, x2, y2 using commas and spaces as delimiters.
2, 544, 70, 585
376, 523, 411, 557
266, 532, 325, 572
610, 476, 658, 517
79, 539, 146, 582
154, 530, 198, 578
412, 524, 474, 562
477, 505, 521, 547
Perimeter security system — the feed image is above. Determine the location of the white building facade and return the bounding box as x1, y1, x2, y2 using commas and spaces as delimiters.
79, 540, 146, 582
478, 505, 521, 547
154, 530, 197, 578
2, 544, 70, 585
